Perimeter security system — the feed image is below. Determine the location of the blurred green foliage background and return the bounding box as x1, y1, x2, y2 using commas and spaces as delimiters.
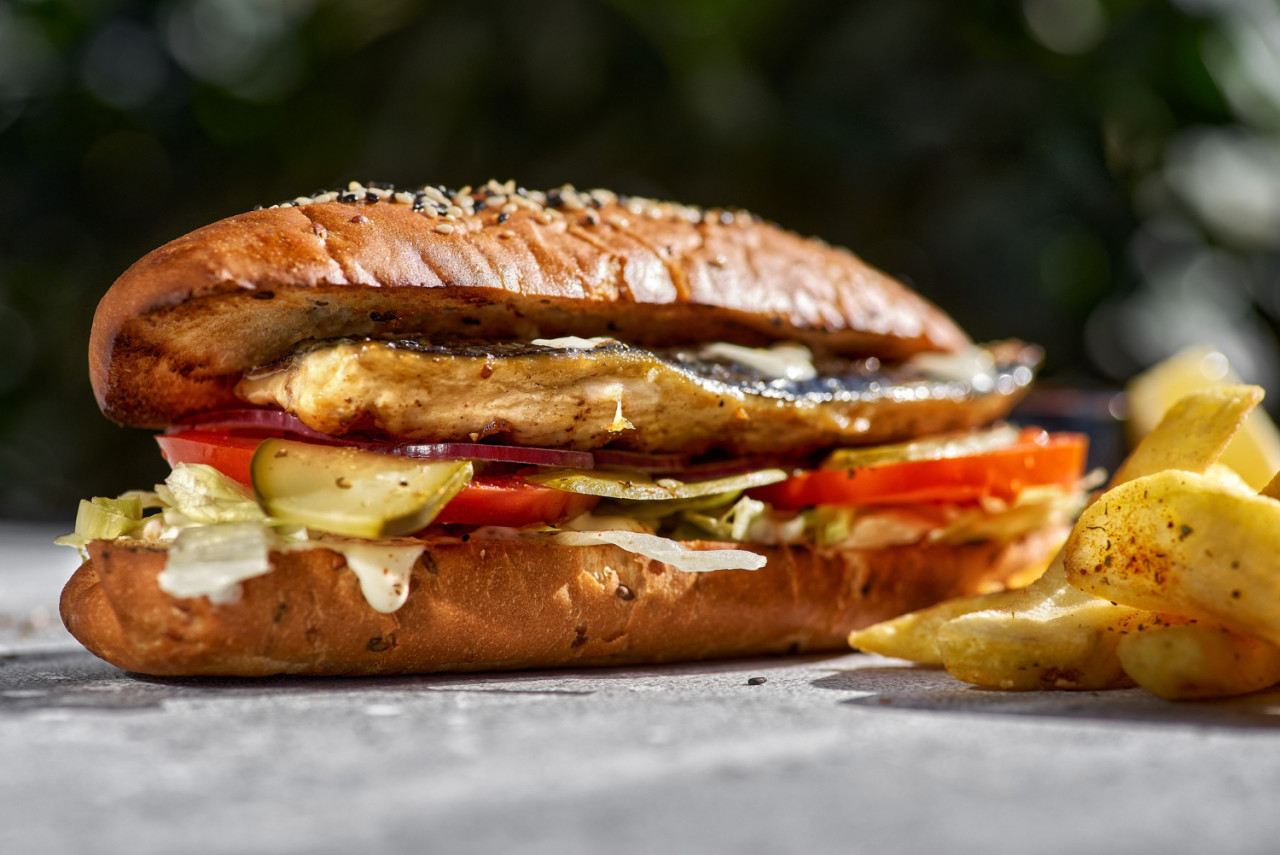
2, 0, 1279, 519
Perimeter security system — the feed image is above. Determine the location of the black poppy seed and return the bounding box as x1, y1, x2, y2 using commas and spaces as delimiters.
338, 192, 359, 203
365, 191, 378, 203
547, 190, 563, 208
368, 181, 395, 190
442, 186, 456, 199
413, 201, 427, 212
615, 585, 635, 601
496, 212, 509, 224
746, 677, 767, 686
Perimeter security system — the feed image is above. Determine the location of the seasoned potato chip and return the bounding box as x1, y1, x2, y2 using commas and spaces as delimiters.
931, 386, 1265, 690
1117, 623, 1280, 701
1127, 347, 1280, 490
1066, 470, 1280, 646
849, 589, 1022, 665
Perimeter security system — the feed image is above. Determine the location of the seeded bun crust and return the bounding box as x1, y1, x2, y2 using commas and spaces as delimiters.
60, 529, 1064, 677
90, 183, 969, 429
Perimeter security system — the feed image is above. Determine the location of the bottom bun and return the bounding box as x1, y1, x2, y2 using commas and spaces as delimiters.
61, 530, 1065, 677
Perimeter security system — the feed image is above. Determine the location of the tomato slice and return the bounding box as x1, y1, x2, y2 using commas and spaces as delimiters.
155, 430, 598, 527
749, 430, 1088, 510
433, 473, 598, 527
156, 430, 265, 487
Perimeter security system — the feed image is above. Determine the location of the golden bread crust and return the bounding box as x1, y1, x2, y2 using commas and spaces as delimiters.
90, 193, 969, 427
62, 530, 1063, 677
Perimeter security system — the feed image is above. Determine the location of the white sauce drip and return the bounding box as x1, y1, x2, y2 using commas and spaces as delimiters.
329, 542, 424, 613
698, 342, 817, 381
157, 522, 425, 612
532, 336, 617, 350
905, 345, 997, 391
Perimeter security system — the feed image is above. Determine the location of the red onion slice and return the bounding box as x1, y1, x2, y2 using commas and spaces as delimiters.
361, 442, 595, 469
168, 409, 334, 441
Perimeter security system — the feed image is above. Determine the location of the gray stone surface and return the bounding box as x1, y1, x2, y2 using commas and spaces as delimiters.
6, 523, 1280, 854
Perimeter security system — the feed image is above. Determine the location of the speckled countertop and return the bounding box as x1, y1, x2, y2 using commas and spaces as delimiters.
5, 522, 1280, 855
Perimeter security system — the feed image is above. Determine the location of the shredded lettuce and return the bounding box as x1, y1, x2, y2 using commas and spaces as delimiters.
156, 463, 265, 526
159, 522, 273, 603
54, 495, 149, 554
682, 495, 768, 542
551, 529, 766, 572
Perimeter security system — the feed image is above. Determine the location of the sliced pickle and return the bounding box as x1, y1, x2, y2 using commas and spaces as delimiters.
820, 424, 1020, 471
251, 438, 473, 538
524, 467, 787, 501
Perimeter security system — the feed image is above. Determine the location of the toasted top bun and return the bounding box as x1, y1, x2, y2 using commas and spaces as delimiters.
90, 182, 969, 428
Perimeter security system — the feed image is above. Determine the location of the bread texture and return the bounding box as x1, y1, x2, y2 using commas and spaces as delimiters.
90, 185, 969, 428
61, 530, 1064, 677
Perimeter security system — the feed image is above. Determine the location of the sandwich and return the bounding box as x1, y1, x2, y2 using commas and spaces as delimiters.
57, 179, 1089, 676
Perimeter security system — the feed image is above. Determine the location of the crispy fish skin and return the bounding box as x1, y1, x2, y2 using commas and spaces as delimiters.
237, 338, 1039, 455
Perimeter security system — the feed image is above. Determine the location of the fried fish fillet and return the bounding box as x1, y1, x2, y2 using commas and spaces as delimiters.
237, 338, 1039, 455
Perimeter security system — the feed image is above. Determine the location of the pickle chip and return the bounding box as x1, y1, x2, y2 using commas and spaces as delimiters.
251, 438, 473, 538
820, 424, 1019, 471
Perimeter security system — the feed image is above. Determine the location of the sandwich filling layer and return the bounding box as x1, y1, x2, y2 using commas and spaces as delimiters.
237, 337, 1039, 455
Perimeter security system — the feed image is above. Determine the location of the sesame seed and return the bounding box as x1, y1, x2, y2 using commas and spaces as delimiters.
435, 223, 456, 234
256, 181, 767, 244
